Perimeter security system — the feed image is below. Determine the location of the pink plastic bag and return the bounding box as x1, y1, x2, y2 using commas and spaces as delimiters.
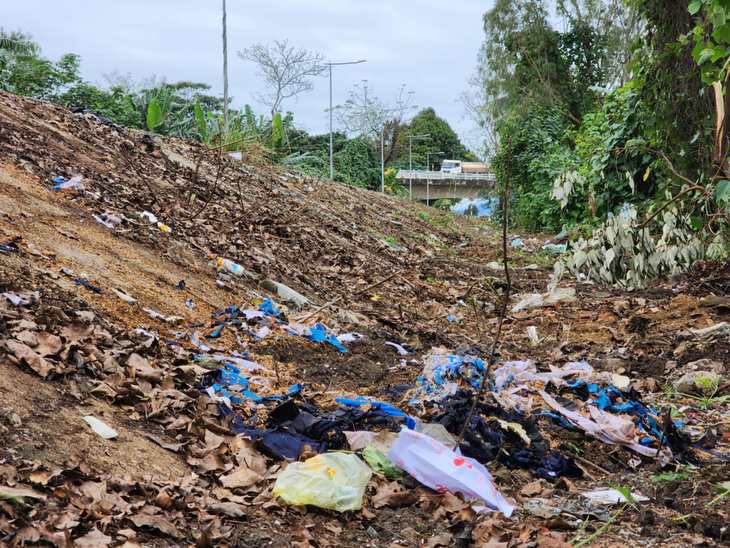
387, 428, 515, 517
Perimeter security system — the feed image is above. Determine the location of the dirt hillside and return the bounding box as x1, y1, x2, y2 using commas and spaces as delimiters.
1, 91, 729, 547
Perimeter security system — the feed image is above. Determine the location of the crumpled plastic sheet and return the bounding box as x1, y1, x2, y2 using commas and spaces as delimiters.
539, 390, 672, 463
490, 360, 613, 413
411, 348, 487, 404
336, 397, 417, 429
284, 322, 349, 353
388, 428, 515, 517
418, 356, 690, 464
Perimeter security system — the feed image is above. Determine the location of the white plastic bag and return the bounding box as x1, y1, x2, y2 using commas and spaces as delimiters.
387, 428, 515, 517
272, 453, 371, 512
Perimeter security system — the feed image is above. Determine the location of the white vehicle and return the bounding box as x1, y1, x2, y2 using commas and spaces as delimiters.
440, 160, 488, 175
440, 160, 462, 174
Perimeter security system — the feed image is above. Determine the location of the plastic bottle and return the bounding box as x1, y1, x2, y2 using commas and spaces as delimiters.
217, 257, 246, 277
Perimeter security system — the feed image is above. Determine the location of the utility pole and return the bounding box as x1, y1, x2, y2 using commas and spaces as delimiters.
327, 59, 366, 179
408, 133, 429, 200
425, 151, 443, 205
381, 129, 385, 193
222, 0, 229, 133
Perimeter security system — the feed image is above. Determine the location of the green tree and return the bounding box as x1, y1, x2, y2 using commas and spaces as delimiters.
0, 30, 82, 100
404, 107, 474, 168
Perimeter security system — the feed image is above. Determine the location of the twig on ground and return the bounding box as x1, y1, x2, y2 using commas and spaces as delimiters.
295, 268, 406, 324
456, 138, 512, 446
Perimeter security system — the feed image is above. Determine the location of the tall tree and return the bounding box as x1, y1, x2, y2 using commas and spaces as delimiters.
333, 80, 416, 164
237, 40, 327, 117
405, 108, 474, 167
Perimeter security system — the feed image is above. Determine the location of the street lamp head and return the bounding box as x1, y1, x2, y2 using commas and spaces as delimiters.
328, 59, 367, 66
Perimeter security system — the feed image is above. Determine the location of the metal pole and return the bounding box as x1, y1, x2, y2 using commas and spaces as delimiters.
426, 151, 430, 205
222, 0, 229, 133
329, 64, 333, 180
381, 128, 385, 193
425, 151, 442, 206
409, 136, 412, 200
326, 60, 366, 181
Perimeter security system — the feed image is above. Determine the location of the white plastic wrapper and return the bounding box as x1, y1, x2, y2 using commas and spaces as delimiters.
387, 428, 515, 517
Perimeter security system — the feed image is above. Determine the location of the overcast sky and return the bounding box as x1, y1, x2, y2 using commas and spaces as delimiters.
4, 1, 491, 152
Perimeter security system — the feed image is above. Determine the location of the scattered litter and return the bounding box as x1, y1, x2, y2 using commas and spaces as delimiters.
82, 415, 118, 439
414, 423, 457, 448
336, 332, 363, 342
138, 211, 171, 232
362, 445, 403, 480
619, 202, 637, 221
524, 496, 613, 522
542, 242, 567, 254
285, 322, 350, 353
387, 428, 515, 517
411, 348, 487, 403
27, 243, 51, 260
2, 292, 28, 306
143, 307, 165, 320
139, 211, 159, 224
690, 322, 730, 340
112, 288, 137, 303
53, 175, 84, 191
0, 241, 19, 252
75, 279, 105, 294
216, 257, 248, 277
582, 488, 649, 505
185, 299, 196, 309
272, 453, 372, 512
336, 397, 417, 429
512, 289, 576, 312
526, 326, 540, 345
92, 212, 122, 229
261, 279, 310, 308
385, 341, 409, 355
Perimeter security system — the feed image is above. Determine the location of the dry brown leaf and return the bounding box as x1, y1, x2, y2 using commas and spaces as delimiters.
14, 526, 41, 543
127, 353, 162, 381
61, 322, 94, 342
236, 440, 268, 476
220, 467, 264, 489
74, 527, 112, 547
143, 432, 184, 452
427, 533, 453, 547
208, 502, 247, 518
36, 332, 63, 356
5, 340, 53, 377
129, 515, 182, 538
28, 470, 50, 486
371, 481, 419, 508
521, 480, 543, 497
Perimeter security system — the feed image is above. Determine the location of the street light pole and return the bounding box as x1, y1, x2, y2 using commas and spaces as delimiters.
381, 129, 385, 193
222, 0, 229, 133
327, 59, 366, 180
425, 151, 443, 205
408, 133, 430, 200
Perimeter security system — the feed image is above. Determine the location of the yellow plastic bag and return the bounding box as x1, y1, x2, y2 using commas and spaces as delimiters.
272, 453, 372, 512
